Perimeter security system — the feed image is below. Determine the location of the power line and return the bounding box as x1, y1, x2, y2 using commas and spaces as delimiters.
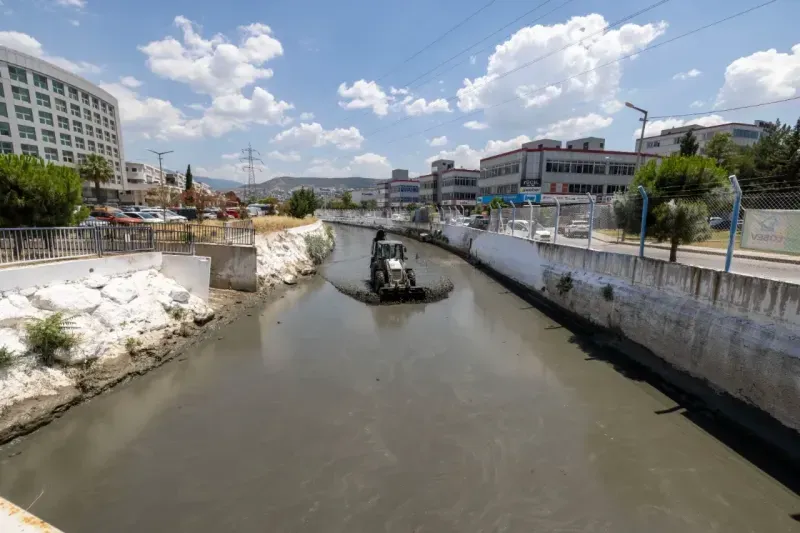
374, 0, 499, 84
649, 96, 800, 120
367, 0, 674, 138
381, 0, 779, 145
240, 143, 263, 201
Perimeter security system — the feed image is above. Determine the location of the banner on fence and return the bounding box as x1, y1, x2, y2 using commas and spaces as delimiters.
741, 209, 800, 254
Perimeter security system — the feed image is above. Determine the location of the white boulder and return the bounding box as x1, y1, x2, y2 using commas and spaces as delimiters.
54, 314, 111, 364
92, 300, 129, 329
188, 295, 214, 325
282, 274, 297, 285
0, 294, 41, 327
169, 287, 190, 304
101, 277, 138, 304
84, 274, 110, 289
0, 327, 26, 356
31, 284, 102, 313
127, 296, 171, 332
20, 287, 37, 297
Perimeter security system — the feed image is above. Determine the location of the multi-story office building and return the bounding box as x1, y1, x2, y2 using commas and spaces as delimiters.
479, 137, 660, 204
636, 121, 765, 156
0, 46, 125, 203
388, 180, 419, 208
418, 159, 456, 205
439, 168, 479, 213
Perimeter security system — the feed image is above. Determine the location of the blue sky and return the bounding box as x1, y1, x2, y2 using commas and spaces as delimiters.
1, 0, 798, 182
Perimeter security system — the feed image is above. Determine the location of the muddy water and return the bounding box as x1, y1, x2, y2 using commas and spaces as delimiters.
1, 224, 799, 532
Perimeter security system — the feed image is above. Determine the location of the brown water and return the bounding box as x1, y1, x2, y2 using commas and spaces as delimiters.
1, 224, 799, 532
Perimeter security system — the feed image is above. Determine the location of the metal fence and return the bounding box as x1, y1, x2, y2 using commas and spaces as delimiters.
0, 221, 256, 266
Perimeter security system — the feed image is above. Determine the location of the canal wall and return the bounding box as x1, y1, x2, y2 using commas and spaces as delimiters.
195, 243, 258, 292
255, 220, 334, 287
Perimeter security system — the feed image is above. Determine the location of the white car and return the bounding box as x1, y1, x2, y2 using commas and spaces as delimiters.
504, 220, 551, 242
564, 220, 590, 238
141, 208, 187, 222
124, 212, 164, 224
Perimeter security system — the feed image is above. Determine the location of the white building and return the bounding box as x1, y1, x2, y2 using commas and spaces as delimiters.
388, 180, 419, 208
122, 162, 163, 205
351, 188, 379, 205
636, 121, 765, 156
479, 137, 660, 204
439, 168, 479, 213
0, 46, 125, 204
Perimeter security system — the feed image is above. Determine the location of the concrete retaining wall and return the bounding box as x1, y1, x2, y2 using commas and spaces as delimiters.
161, 255, 211, 302
194, 243, 258, 292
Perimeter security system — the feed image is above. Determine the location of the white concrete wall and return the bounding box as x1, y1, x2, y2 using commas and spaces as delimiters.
0, 252, 162, 293
161, 255, 211, 302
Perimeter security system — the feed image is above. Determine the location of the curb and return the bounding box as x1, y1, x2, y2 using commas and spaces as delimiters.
599, 239, 800, 266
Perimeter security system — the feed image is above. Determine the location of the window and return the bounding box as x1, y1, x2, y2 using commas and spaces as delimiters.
8, 66, 27, 83
21, 144, 39, 156
41, 129, 56, 143
35, 92, 51, 108
55, 98, 67, 113
111, 134, 117, 145
92, 97, 99, 109
58, 116, 69, 129
0, 142, 12, 154
101, 102, 107, 113
68, 87, 79, 101
77, 153, 86, 164
0, 103, 6, 118
62, 151, 74, 163
12, 86, 31, 103
33, 73, 48, 89
110, 119, 116, 130
87, 140, 96, 152
83, 108, 92, 121
607, 184, 627, 194
18, 125, 36, 140
583, 142, 590, 150
75, 136, 85, 149
15, 106, 33, 121
44, 147, 58, 161
52, 81, 65, 95
85, 124, 94, 136
70, 103, 81, 117
73, 121, 83, 134
733, 128, 760, 140
109, 105, 115, 116
95, 128, 103, 139
98, 144, 105, 155
0, 85, 3, 98
646, 140, 661, 148
0, 122, 9, 136
60, 133, 72, 146
103, 116, 109, 128
104, 131, 110, 142
113, 147, 119, 157
81, 92, 90, 105
94, 112, 101, 124
39, 111, 53, 126
608, 162, 636, 176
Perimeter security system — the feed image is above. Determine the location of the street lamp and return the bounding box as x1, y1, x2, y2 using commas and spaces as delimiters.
625, 102, 648, 171
148, 149, 173, 222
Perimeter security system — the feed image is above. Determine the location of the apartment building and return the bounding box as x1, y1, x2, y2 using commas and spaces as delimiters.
0, 46, 125, 204
121, 162, 164, 205
479, 137, 660, 204
636, 121, 765, 156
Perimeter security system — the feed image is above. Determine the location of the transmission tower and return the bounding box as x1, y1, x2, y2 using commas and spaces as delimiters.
240, 143, 263, 202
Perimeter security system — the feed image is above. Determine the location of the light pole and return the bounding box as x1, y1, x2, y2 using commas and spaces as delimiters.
148, 149, 173, 222
625, 102, 648, 172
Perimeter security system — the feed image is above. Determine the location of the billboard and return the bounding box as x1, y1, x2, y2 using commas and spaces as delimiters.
741, 209, 800, 254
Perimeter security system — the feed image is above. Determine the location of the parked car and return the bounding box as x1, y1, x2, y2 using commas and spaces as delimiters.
225, 208, 241, 219
89, 209, 143, 225
468, 218, 489, 230
124, 212, 164, 224
504, 220, 551, 242
79, 216, 109, 227
709, 216, 743, 231
141, 208, 188, 222
564, 219, 590, 238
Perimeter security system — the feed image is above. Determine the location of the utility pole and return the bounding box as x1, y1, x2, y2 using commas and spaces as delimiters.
240, 143, 263, 204
148, 149, 173, 222
625, 102, 648, 172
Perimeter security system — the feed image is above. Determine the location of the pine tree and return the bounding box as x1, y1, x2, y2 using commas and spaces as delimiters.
185, 164, 193, 191
679, 130, 699, 156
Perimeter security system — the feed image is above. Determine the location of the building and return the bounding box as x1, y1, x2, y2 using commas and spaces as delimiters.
479, 137, 660, 204
439, 168, 479, 213
636, 121, 765, 156
351, 188, 379, 205
388, 179, 419, 208
376, 181, 390, 209
418, 159, 456, 205
121, 162, 164, 205
0, 46, 125, 204
165, 171, 186, 190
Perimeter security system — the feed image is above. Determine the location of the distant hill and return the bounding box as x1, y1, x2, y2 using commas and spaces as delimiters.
253, 176, 381, 191
194, 177, 244, 191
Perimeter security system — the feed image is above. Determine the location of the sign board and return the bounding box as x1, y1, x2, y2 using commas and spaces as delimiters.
520, 186, 542, 194
741, 209, 800, 254
477, 193, 542, 205
540, 194, 597, 204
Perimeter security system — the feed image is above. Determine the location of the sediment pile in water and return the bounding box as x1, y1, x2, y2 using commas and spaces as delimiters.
327, 276, 454, 305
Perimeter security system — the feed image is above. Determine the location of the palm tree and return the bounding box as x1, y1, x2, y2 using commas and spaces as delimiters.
78, 154, 114, 205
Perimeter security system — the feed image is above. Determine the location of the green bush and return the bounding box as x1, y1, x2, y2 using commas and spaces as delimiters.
24, 313, 78, 366
0, 346, 14, 369
305, 233, 330, 265
602, 283, 614, 301
125, 337, 142, 356
557, 273, 574, 295
0, 154, 85, 227
287, 188, 320, 218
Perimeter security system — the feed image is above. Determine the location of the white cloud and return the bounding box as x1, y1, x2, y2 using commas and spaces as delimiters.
194, 164, 250, 182
715, 43, 800, 107
673, 68, 702, 80
689, 100, 705, 108
469, 55, 477, 65
0, 31, 101, 74
538, 113, 613, 138
299, 112, 315, 120
305, 153, 392, 178
221, 152, 240, 160
456, 15, 667, 131
140, 16, 283, 96
464, 120, 489, 130
428, 136, 448, 147
271, 122, 364, 150
338, 80, 390, 116
267, 150, 302, 162
601, 99, 624, 114
426, 135, 532, 170
201, 87, 293, 135
634, 114, 726, 139
56, 0, 86, 8
119, 76, 143, 88
404, 97, 452, 116
69, 20, 80, 27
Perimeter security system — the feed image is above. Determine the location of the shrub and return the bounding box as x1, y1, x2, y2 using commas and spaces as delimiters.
125, 337, 142, 356
556, 272, 574, 295
0, 346, 14, 369
24, 313, 78, 366
602, 283, 614, 301
169, 307, 185, 321
305, 233, 329, 265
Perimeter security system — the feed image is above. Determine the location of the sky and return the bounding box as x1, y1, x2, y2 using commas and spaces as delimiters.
0, 0, 798, 182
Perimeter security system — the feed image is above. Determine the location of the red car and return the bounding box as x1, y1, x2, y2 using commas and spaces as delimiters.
90, 209, 143, 225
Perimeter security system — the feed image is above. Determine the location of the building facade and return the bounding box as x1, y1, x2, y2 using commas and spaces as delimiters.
0, 46, 125, 204
388, 180, 419, 208
479, 137, 659, 204
122, 162, 164, 205
636, 121, 765, 156
439, 168, 479, 213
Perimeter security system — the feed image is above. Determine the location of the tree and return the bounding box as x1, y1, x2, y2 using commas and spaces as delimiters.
340, 191, 355, 209
704, 133, 738, 168
185, 164, 193, 191
287, 188, 319, 218
405, 202, 419, 212
679, 130, 700, 156
488, 197, 508, 210
259, 196, 279, 205
0, 154, 84, 227
78, 153, 114, 205
146, 184, 180, 207
633, 154, 729, 262
365, 199, 378, 210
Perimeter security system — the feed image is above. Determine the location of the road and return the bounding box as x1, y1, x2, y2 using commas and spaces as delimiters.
1, 225, 798, 532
